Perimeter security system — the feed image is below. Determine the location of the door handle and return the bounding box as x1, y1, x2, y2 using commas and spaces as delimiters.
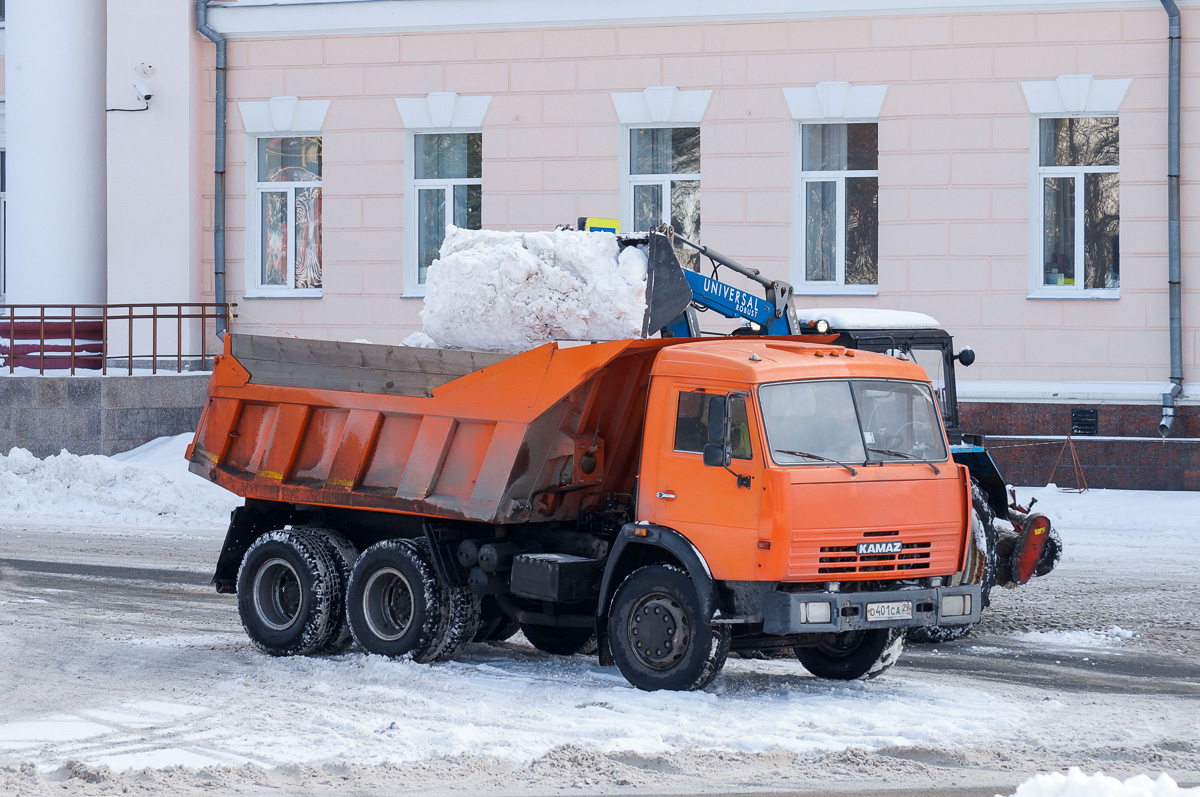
656, 491, 676, 500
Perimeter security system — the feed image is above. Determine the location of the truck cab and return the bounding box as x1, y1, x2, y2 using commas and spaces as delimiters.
596, 338, 980, 687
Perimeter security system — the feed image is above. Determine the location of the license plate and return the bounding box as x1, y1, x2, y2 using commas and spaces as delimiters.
866, 601, 913, 622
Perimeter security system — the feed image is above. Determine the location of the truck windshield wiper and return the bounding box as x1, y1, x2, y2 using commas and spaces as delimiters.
775, 449, 857, 476
866, 447, 940, 474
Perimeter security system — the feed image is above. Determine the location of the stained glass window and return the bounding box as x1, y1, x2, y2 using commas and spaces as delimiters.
256, 136, 322, 292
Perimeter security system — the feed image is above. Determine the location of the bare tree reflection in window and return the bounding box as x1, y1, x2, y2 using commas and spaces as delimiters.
805, 182, 836, 282
845, 176, 877, 285
1085, 172, 1119, 288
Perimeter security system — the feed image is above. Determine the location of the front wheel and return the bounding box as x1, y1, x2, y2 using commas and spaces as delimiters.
795, 628, 905, 680
608, 565, 730, 692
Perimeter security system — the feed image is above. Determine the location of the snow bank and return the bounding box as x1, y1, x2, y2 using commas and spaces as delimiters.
0, 434, 239, 528
415, 227, 649, 351
1004, 768, 1200, 797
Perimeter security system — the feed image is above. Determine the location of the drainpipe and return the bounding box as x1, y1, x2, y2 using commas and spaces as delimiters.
196, 0, 228, 338
1159, 0, 1183, 437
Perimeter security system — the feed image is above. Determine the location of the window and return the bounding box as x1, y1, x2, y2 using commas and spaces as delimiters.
628, 127, 700, 268
799, 123, 878, 291
413, 132, 481, 285
674, 390, 751, 460
759, 379, 946, 467
1, 151, 6, 300
1038, 117, 1119, 291
255, 136, 322, 294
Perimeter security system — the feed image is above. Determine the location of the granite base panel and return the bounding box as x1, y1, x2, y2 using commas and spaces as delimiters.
0, 375, 210, 458
961, 401, 1200, 491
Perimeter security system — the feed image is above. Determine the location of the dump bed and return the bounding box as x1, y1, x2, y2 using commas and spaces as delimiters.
187, 334, 681, 524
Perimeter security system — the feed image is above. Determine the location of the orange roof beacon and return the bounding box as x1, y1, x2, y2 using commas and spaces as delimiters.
189, 332, 987, 691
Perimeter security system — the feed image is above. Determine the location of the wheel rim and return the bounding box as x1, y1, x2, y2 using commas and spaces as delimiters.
362, 567, 416, 642
815, 630, 865, 658
627, 592, 690, 670
253, 557, 302, 631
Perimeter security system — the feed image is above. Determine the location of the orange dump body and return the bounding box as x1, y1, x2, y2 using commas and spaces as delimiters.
189, 334, 969, 585
188, 334, 678, 525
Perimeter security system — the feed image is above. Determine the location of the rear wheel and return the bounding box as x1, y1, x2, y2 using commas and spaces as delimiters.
346, 539, 444, 662
237, 529, 339, 657
608, 565, 730, 692
474, 596, 521, 643
294, 527, 357, 653
409, 538, 481, 662
795, 628, 905, 680
521, 623, 596, 656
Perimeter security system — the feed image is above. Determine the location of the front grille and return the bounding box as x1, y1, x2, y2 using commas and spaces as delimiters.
816, 539, 933, 575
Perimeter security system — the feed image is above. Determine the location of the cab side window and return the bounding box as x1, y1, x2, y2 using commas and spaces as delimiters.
674, 391, 753, 460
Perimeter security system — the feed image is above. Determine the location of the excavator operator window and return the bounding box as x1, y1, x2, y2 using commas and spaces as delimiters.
674, 391, 752, 460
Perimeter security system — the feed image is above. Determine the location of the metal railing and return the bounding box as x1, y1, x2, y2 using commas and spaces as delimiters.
0, 303, 237, 375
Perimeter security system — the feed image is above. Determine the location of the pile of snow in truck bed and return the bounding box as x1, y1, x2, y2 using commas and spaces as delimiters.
414, 227, 649, 351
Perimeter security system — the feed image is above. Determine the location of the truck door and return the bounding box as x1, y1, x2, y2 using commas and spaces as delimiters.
642, 385, 763, 580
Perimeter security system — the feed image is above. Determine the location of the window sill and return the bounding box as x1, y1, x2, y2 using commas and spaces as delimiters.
793, 284, 880, 297
1027, 288, 1120, 300
402, 289, 428, 299
243, 288, 324, 299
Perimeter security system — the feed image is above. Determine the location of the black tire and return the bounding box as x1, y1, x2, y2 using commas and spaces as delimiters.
489, 615, 522, 642
608, 564, 730, 692
521, 623, 596, 656
294, 527, 358, 653
474, 596, 522, 643
236, 529, 340, 657
796, 628, 905, 680
906, 478, 998, 644
346, 539, 445, 663
409, 538, 481, 662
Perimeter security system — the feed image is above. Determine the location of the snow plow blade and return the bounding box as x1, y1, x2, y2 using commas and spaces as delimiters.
997, 511, 1060, 587
640, 231, 693, 337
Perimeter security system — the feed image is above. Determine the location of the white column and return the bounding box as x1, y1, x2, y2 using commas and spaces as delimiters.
5, 0, 108, 305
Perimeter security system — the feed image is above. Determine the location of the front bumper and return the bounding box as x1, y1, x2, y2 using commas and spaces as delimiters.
761, 584, 982, 635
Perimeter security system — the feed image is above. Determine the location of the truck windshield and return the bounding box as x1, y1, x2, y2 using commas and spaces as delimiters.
759, 379, 947, 467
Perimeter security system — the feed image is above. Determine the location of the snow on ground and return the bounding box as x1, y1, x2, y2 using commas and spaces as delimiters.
1007, 768, 1200, 797
0, 440, 1197, 793
414, 227, 649, 351
0, 433, 239, 528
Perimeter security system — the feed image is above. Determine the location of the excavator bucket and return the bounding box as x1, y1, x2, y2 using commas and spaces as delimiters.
641, 232, 694, 337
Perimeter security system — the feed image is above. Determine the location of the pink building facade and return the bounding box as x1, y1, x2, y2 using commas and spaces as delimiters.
2, 1, 1198, 484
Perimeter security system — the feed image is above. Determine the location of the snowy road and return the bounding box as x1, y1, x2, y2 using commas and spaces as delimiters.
0, 440, 1198, 794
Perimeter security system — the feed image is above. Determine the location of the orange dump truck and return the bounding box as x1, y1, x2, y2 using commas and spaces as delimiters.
189, 332, 983, 691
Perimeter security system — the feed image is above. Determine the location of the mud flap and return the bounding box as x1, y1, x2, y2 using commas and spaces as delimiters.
641, 232, 694, 337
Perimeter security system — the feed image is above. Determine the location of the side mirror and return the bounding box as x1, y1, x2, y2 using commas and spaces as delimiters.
706, 396, 727, 445
703, 443, 727, 468
955, 347, 975, 367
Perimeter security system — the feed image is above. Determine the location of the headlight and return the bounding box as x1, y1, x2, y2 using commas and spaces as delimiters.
941, 594, 971, 617
801, 602, 832, 624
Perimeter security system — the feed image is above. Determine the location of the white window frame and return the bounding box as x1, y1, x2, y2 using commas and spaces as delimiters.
621, 124, 701, 234
238, 97, 330, 300
246, 133, 324, 298
403, 128, 482, 297
1027, 114, 1120, 300
794, 121, 880, 296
